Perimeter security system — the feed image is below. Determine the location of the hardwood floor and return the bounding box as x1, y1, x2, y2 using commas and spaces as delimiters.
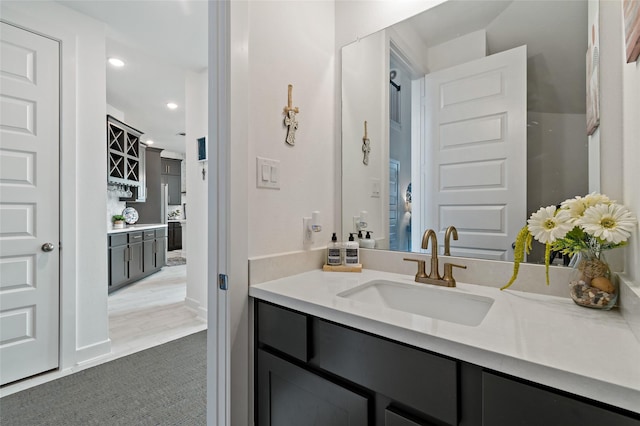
0, 256, 206, 397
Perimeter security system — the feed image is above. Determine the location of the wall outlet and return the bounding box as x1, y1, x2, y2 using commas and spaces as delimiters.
371, 178, 381, 198
256, 157, 280, 189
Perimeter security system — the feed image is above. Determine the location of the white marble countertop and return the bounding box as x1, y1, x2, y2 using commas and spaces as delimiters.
107, 223, 167, 234
249, 269, 640, 414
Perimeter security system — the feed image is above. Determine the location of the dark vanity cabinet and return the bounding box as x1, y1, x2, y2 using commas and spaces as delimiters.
255, 301, 640, 426
108, 227, 166, 293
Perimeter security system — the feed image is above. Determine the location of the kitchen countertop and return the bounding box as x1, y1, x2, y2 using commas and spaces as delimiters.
249, 269, 640, 414
107, 223, 167, 234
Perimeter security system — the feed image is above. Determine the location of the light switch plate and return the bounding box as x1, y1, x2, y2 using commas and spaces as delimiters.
256, 157, 280, 189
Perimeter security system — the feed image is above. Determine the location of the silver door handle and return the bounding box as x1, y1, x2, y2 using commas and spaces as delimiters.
42, 243, 55, 252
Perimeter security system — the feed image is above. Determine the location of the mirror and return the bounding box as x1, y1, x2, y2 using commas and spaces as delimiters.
342, 0, 591, 263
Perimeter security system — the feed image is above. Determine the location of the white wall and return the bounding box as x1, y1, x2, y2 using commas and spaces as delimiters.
185, 70, 208, 320
426, 29, 487, 72
247, 1, 336, 256
1, 1, 111, 365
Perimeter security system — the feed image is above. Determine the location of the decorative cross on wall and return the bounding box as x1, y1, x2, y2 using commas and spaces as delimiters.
283, 84, 299, 146
362, 120, 371, 165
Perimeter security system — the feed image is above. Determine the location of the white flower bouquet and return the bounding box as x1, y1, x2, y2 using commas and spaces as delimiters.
502, 192, 637, 290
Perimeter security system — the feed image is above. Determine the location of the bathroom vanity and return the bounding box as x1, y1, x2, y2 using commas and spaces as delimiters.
250, 269, 640, 426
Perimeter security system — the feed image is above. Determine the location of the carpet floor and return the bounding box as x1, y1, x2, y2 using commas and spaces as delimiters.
0, 331, 206, 426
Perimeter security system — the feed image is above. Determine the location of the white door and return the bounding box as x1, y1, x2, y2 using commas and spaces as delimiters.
0, 22, 60, 385
420, 45, 526, 261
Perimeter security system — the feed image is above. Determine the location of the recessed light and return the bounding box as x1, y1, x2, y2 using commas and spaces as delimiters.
108, 57, 125, 67
145, 140, 154, 145
166, 102, 178, 110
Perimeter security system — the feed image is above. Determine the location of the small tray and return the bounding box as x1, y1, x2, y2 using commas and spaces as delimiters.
322, 264, 362, 273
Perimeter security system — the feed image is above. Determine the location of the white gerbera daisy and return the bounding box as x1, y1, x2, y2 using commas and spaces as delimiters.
527, 206, 573, 244
560, 192, 611, 222
578, 203, 637, 244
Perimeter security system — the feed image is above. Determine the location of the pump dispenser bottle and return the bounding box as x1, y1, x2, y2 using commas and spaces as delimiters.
344, 233, 360, 265
327, 233, 342, 266
360, 231, 375, 249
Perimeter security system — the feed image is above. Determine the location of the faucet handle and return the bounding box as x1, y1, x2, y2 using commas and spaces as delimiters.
404, 258, 427, 280
442, 262, 467, 287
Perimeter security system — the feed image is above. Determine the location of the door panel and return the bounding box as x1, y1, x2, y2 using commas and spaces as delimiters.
0, 22, 60, 385
421, 46, 526, 261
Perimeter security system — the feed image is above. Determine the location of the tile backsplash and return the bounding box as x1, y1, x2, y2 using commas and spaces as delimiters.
107, 190, 127, 228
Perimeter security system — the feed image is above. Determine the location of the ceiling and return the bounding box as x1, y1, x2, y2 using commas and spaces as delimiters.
57, 0, 208, 154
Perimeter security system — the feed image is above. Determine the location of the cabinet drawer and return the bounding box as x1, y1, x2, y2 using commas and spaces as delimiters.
108, 233, 127, 247
143, 230, 156, 240
155, 227, 166, 238
128, 231, 143, 243
257, 302, 309, 362
482, 372, 640, 426
313, 319, 458, 425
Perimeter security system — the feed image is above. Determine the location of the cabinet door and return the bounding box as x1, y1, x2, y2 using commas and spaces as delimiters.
167, 175, 181, 205
155, 237, 166, 267
173, 223, 182, 250
257, 349, 368, 426
128, 242, 144, 280
143, 240, 155, 272
109, 245, 128, 288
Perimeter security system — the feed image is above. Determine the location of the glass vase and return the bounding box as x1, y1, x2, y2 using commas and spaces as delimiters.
568, 250, 618, 310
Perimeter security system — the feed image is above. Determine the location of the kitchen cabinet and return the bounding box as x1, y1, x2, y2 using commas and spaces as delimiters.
108, 226, 166, 293
167, 221, 182, 251
255, 300, 640, 426
143, 228, 166, 272
161, 158, 182, 206
107, 115, 143, 188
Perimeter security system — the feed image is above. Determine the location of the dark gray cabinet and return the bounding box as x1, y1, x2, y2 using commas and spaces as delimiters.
257, 349, 369, 426
143, 228, 166, 272
161, 158, 181, 206
107, 115, 142, 188
108, 227, 166, 293
483, 372, 640, 426
255, 301, 640, 426
168, 221, 182, 251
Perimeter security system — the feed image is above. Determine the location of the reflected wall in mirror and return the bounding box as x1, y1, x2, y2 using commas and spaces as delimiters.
342, 0, 593, 263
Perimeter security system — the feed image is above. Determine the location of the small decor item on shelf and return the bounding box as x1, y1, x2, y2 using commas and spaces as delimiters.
502, 192, 637, 310
112, 215, 125, 229
283, 84, 299, 146
122, 207, 139, 225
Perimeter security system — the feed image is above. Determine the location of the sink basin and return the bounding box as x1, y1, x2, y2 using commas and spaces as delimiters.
337, 280, 494, 326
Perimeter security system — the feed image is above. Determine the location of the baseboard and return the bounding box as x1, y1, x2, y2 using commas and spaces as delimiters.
75, 338, 112, 365
185, 296, 207, 321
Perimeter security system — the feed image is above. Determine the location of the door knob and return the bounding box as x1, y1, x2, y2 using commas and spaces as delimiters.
41, 242, 55, 252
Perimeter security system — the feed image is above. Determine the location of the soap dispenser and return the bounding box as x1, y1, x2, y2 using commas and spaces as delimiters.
344, 233, 360, 265
360, 231, 375, 249
327, 233, 342, 266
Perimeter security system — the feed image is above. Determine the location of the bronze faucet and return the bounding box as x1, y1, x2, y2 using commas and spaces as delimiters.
444, 226, 458, 256
404, 228, 467, 287
421, 229, 440, 280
